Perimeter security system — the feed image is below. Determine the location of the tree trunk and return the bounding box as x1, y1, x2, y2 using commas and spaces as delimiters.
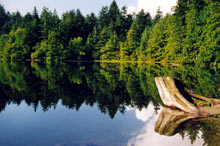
155, 77, 220, 116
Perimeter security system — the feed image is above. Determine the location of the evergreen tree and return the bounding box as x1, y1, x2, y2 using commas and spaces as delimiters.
117, 6, 133, 40
146, 16, 169, 62
108, 0, 120, 24
24, 7, 41, 48
100, 31, 120, 60
98, 6, 109, 28
154, 7, 163, 24
139, 26, 152, 61
40, 8, 60, 40
182, 0, 205, 63
95, 25, 113, 60
46, 31, 63, 61
75, 9, 86, 40
163, 15, 183, 63
198, 0, 220, 65
123, 20, 140, 61
0, 4, 9, 34
136, 10, 152, 36
85, 13, 97, 40
86, 26, 99, 60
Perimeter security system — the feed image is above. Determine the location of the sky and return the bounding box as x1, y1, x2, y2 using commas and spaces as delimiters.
1, 0, 177, 17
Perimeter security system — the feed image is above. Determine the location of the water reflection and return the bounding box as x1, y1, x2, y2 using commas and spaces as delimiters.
128, 104, 204, 146
154, 107, 220, 146
0, 62, 162, 117
0, 62, 220, 146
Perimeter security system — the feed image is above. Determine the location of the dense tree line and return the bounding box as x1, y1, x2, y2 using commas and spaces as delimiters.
0, 0, 219, 64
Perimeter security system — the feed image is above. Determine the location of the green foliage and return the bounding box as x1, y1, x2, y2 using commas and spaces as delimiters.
0, 62, 220, 144
100, 31, 120, 60
31, 41, 48, 60
146, 16, 169, 62
94, 26, 113, 60
31, 31, 64, 61
46, 31, 64, 62
0, 0, 219, 64
59, 9, 88, 45
3, 28, 30, 60
163, 15, 183, 63
40, 8, 60, 40
66, 37, 85, 60
98, 6, 109, 28
198, 0, 220, 65
139, 26, 152, 61
125, 23, 140, 60
135, 10, 152, 36
0, 34, 9, 58
0, 4, 9, 34
154, 7, 163, 24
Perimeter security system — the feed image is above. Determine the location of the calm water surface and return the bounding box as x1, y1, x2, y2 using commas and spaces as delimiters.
0, 62, 219, 146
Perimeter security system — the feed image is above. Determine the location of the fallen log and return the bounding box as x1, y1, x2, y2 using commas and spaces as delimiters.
155, 107, 220, 137
155, 107, 198, 136
155, 77, 220, 116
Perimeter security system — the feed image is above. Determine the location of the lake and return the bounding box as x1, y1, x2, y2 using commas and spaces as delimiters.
0, 62, 219, 146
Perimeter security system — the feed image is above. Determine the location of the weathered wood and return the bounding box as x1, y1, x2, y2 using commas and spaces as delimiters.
155, 107, 197, 136
155, 107, 220, 136
155, 77, 220, 116
155, 77, 199, 114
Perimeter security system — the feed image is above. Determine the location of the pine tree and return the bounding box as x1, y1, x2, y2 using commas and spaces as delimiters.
98, 6, 109, 28
198, 0, 220, 65
40, 7, 60, 40
100, 31, 120, 60
0, 4, 9, 34
46, 31, 63, 61
154, 7, 163, 24
124, 21, 140, 60
146, 16, 169, 62
95, 25, 113, 60
139, 26, 152, 61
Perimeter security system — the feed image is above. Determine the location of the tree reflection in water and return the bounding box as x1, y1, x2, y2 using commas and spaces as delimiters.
0, 62, 220, 145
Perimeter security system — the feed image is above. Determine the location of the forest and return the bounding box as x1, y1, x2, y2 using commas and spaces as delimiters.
0, 0, 219, 65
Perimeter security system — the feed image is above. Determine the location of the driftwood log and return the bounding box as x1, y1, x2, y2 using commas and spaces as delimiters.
155, 77, 220, 116
155, 107, 198, 136
155, 107, 220, 136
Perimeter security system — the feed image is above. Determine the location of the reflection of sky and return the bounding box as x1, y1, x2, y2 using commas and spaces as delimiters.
128, 103, 204, 146
0, 101, 144, 146
0, 101, 205, 146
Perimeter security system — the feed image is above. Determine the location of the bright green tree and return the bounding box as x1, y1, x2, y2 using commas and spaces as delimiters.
198, 0, 220, 65
3, 28, 30, 60
100, 31, 120, 60
123, 21, 140, 61
46, 31, 63, 62
64, 37, 85, 60
138, 26, 152, 61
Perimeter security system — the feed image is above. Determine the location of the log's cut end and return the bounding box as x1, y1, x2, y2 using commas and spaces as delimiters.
155, 77, 199, 114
